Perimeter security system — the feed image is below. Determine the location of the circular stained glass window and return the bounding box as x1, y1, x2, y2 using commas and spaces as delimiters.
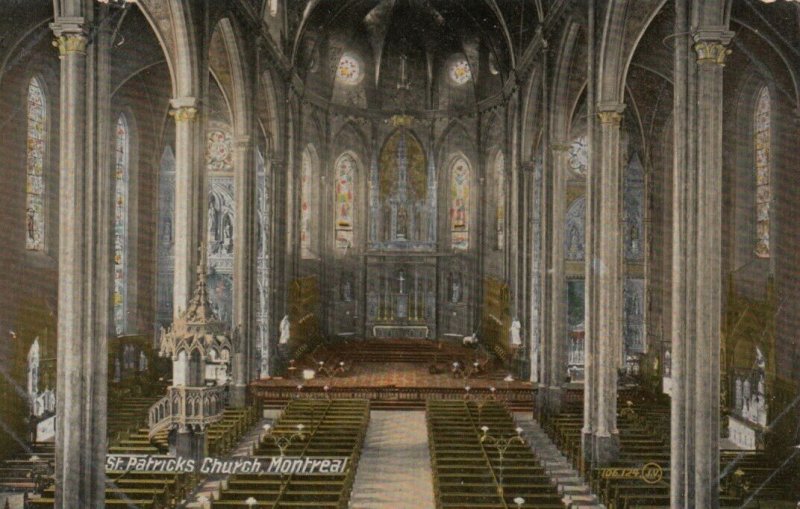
568, 135, 588, 177
449, 58, 472, 85
336, 53, 362, 85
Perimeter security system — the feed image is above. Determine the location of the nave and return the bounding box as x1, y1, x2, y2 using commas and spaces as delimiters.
2, 339, 798, 508
2, 0, 800, 507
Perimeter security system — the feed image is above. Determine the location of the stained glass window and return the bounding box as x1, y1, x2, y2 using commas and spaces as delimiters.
26, 77, 46, 251
568, 135, 588, 177
334, 153, 356, 249
113, 114, 129, 334
336, 53, 362, 85
450, 156, 471, 250
206, 128, 233, 171
300, 148, 313, 258
449, 58, 472, 85
754, 86, 770, 258
495, 152, 506, 250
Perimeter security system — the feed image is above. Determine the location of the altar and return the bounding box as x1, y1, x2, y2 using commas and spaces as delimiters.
365, 254, 438, 338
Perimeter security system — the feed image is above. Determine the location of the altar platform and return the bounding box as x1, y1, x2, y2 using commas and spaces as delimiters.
250, 339, 535, 410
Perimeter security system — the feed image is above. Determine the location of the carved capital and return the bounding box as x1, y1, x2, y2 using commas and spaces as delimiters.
597, 103, 625, 125
50, 17, 88, 56
169, 97, 198, 123
551, 142, 571, 153
521, 161, 536, 173
693, 41, 732, 66
597, 111, 622, 125
170, 107, 197, 122
52, 34, 88, 56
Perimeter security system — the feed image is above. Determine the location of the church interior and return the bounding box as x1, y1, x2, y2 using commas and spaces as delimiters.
0, 0, 799, 507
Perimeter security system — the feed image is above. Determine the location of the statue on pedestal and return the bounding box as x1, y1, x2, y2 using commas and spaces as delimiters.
279, 315, 290, 345
510, 318, 522, 346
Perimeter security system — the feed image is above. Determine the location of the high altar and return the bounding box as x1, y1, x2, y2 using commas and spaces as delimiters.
326, 122, 477, 341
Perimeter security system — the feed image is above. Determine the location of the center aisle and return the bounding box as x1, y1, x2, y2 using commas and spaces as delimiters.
349, 410, 436, 509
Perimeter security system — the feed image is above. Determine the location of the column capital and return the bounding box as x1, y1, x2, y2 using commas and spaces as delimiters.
597, 103, 625, 126
692, 29, 734, 66
521, 161, 536, 173
551, 142, 571, 153
50, 18, 88, 56
170, 97, 198, 122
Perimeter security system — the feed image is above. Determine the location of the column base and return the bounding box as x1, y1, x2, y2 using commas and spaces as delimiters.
593, 432, 620, 466
581, 431, 593, 473
547, 385, 563, 415
229, 384, 248, 407
174, 428, 205, 464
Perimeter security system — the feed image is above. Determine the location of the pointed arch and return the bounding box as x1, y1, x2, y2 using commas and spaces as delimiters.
333, 151, 361, 250
447, 153, 472, 251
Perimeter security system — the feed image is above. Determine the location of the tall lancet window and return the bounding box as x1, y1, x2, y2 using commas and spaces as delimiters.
754, 86, 771, 259
26, 77, 46, 251
113, 114, 130, 334
495, 152, 506, 250
334, 152, 356, 250
300, 147, 314, 259
449, 156, 471, 251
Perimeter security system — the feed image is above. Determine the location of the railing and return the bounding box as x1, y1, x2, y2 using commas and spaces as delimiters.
148, 385, 228, 439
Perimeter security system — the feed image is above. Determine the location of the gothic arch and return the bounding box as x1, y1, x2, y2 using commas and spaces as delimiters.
435, 120, 474, 170
134, 0, 200, 98
597, 0, 668, 105
209, 17, 252, 139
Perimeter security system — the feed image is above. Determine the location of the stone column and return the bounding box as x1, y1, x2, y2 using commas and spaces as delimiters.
692, 31, 731, 509
170, 97, 200, 319
51, 16, 108, 508
670, 0, 692, 504
593, 103, 625, 465
231, 135, 257, 406
547, 142, 570, 413
269, 159, 288, 374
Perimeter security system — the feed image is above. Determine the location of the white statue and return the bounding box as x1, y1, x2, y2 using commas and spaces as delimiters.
279, 315, 290, 345
462, 332, 477, 346
510, 318, 522, 346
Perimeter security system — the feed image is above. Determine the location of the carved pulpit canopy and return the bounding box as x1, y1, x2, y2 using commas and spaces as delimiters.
159, 247, 236, 361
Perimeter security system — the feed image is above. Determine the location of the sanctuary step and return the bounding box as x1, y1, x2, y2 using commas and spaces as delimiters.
253, 339, 534, 411
427, 400, 565, 509
349, 410, 436, 509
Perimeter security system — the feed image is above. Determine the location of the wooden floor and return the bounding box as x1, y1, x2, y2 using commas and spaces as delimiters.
250, 339, 535, 410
